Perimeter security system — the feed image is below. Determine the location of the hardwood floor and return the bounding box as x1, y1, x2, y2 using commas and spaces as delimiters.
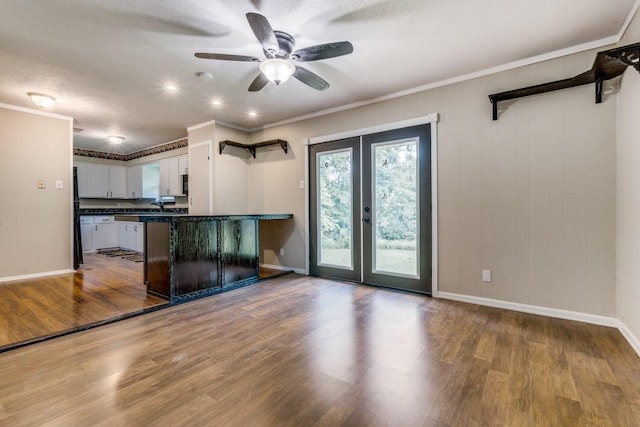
0, 253, 166, 350
1, 275, 639, 426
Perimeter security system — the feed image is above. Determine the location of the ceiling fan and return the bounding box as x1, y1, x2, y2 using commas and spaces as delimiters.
195, 13, 353, 92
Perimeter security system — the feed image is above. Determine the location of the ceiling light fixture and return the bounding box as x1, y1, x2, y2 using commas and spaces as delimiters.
248, 110, 257, 118
28, 92, 55, 108
211, 99, 222, 106
259, 58, 295, 85
164, 83, 179, 92
107, 135, 125, 145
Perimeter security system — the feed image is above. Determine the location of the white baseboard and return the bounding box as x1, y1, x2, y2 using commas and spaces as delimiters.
0, 269, 75, 284
437, 291, 640, 357
618, 322, 640, 357
260, 263, 307, 275
437, 292, 620, 327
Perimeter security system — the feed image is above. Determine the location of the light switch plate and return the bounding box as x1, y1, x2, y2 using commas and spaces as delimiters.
299, 180, 305, 190
482, 270, 492, 282
55, 180, 63, 190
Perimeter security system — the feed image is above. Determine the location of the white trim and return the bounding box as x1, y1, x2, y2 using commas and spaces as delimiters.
430, 121, 439, 297
188, 139, 212, 148
306, 114, 439, 145
618, 321, 640, 357
260, 263, 306, 275
215, 120, 251, 133
0, 269, 75, 284
263, 31, 627, 133
304, 114, 439, 293
437, 291, 640, 358
186, 119, 216, 132
69, 118, 75, 270
0, 102, 73, 121
437, 292, 620, 327
303, 138, 311, 275
618, 0, 640, 40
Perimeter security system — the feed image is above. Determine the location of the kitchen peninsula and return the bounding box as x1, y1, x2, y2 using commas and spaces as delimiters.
115, 213, 293, 302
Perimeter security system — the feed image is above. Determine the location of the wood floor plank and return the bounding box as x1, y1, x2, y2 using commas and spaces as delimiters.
0, 253, 167, 349
1, 275, 640, 426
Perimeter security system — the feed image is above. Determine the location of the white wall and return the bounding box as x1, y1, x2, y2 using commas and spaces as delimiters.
213, 125, 250, 214
250, 47, 618, 317
616, 0, 640, 352
0, 105, 73, 279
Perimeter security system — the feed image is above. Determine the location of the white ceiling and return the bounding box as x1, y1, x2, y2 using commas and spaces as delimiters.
0, 0, 637, 153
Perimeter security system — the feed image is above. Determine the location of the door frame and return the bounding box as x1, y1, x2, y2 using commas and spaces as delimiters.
303, 113, 440, 296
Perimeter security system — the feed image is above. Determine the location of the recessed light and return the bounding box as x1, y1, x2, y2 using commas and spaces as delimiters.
211, 99, 222, 106
248, 110, 257, 117
28, 92, 55, 108
107, 135, 125, 144
164, 83, 179, 93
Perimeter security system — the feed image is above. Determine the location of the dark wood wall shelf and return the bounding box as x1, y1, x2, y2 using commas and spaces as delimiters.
219, 139, 288, 158
488, 42, 640, 120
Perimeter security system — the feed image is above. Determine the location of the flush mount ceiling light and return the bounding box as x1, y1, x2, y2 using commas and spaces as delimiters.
259, 58, 295, 85
107, 135, 125, 145
27, 92, 55, 108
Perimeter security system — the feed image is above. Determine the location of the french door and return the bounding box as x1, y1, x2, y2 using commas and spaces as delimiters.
309, 125, 431, 294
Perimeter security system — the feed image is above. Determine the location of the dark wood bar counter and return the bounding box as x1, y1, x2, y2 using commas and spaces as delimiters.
115, 214, 293, 302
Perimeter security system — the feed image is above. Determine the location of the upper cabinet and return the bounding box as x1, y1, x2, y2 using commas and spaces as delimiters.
178, 154, 188, 175
159, 156, 187, 196
76, 162, 126, 198
127, 165, 143, 199
75, 154, 187, 199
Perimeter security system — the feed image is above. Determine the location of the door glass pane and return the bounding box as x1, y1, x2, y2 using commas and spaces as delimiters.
372, 138, 419, 278
317, 149, 353, 269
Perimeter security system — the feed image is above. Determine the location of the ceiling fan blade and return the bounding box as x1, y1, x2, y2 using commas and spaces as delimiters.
293, 66, 329, 91
248, 73, 269, 92
292, 41, 353, 62
195, 52, 260, 62
246, 13, 279, 54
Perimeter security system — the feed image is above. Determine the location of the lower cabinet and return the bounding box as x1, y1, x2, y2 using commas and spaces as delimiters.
116, 222, 144, 252
80, 216, 94, 251
94, 216, 117, 250
80, 216, 143, 253
80, 216, 116, 251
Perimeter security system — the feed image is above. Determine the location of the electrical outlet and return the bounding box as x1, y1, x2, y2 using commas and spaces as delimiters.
482, 270, 492, 282
37, 179, 46, 189
279, 248, 285, 256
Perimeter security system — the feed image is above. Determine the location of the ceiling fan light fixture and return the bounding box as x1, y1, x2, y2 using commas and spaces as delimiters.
28, 92, 55, 108
259, 58, 295, 85
107, 135, 125, 145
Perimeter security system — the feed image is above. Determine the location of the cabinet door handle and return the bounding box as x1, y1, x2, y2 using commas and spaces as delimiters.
95, 225, 97, 231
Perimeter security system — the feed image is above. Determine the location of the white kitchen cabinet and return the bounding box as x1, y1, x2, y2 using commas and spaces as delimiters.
116, 221, 144, 251
178, 154, 188, 175
109, 166, 127, 198
76, 162, 90, 198
159, 157, 183, 196
126, 165, 143, 199
117, 222, 129, 249
75, 163, 126, 198
93, 216, 116, 249
80, 216, 94, 251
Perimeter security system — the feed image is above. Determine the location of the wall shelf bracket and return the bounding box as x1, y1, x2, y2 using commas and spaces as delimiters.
488, 42, 640, 120
219, 139, 288, 159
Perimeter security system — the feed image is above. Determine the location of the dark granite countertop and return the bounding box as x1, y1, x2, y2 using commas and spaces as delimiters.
79, 208, 188, 216
113, 213, 293, 222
